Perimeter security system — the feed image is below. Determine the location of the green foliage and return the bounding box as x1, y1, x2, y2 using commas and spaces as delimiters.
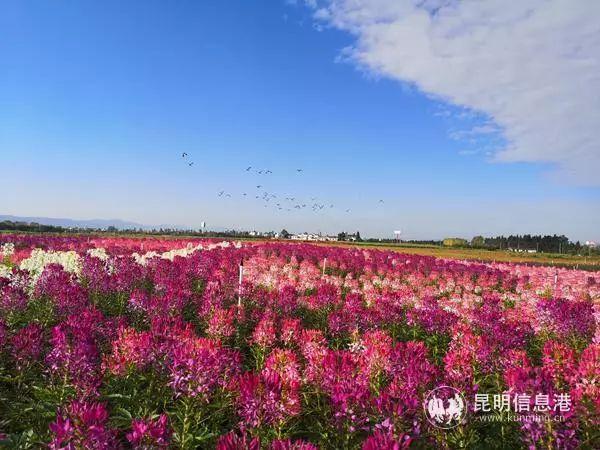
5, 296, 56, 329
0, 363, 72, 445
295, 305, 331, 332
0, 429, 38, 450
103, 371, 172, 424
169, 394, 236, 450
386, 321, 451, 365
90, 291, 129, 318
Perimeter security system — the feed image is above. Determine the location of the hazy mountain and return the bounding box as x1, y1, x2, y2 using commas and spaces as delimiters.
0, 214, 194, 231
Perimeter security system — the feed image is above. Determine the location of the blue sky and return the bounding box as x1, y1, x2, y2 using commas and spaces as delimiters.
1, 0, 599, 241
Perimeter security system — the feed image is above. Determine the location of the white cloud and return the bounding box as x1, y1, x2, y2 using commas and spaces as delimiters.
304, 0, 600, 185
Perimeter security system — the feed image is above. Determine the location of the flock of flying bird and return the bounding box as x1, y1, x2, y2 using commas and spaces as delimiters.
181, 152, 384, 214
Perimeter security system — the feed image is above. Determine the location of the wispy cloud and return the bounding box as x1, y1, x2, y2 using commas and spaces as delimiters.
302, 0, 600, 185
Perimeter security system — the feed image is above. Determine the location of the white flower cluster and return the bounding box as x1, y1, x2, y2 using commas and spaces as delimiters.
210, 241, 243, 250
86, 247, 116, 274
19, 248, 82, 282
131, 241, 241, 266
132, 243, 203, 265
160, 243, 204, 261
0, 264, 11, 279
1, 242, 15, 258
86, 247, 110, 261
131, 251, 160, 266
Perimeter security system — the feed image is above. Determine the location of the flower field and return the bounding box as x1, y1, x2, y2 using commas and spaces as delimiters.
0, 234, 598, 449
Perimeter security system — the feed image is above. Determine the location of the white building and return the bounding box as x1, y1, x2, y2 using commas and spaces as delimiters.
290, 233, 338, 242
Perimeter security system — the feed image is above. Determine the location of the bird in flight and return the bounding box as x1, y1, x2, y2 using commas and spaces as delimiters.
296, 169, 303, 172
188, 162, 194, 167
246, 166, 252, 171
182, 152, 187, 158
242, 193, 247, 196
346, 209, 351, 213
266, 170, 272, 174
256, 185, 262, 189
258, 170, 264, 174
218, 191, 225, 197
379, 199, 384, 203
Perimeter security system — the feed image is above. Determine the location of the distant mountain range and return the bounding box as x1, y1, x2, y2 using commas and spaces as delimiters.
0, 214, 195, 231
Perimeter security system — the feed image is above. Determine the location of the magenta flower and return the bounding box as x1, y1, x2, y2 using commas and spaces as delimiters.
275, 284, 299, 314
406, 296, 457, 334
126, 414, 171, 449
207, 307, 236, 339
0, 319, 6, 349
236, 369, 300, 428
542, 340, 576, 388
571, 343, 599, 423
377, 340, 438, 425
280, 318, 302, 347
10, 323, 44, 369
362, 430, 412, 450
216, 430, 260, 450
504, 354, 581, 449
46, 321, 101, 396
270, 438, 319, 450
49, 401, 117, 450
298, 329, 329, 384
356, 330, 393, 379
305, 282, 341, 310
252, 315, 277, 349
320, 350, 373, 430
0, 284, 27, 313
103, 326, 155, 376
35, 264, 87, 315
168, 336, 241, 400
265, 348, 301, 386
537, 297, 595, 341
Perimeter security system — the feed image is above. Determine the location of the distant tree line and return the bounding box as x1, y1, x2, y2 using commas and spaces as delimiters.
0, 220, 260, 239
0, 221, 68, 233
471, 234, 597, 255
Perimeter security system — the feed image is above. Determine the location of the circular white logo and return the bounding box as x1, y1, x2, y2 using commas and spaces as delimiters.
424, 386, 467, 429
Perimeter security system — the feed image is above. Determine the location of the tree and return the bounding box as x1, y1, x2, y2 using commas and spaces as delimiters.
337, 232, 347, 241
355, 231, 362, 242
280, 229, 290, 239
471, 236, 485, 247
